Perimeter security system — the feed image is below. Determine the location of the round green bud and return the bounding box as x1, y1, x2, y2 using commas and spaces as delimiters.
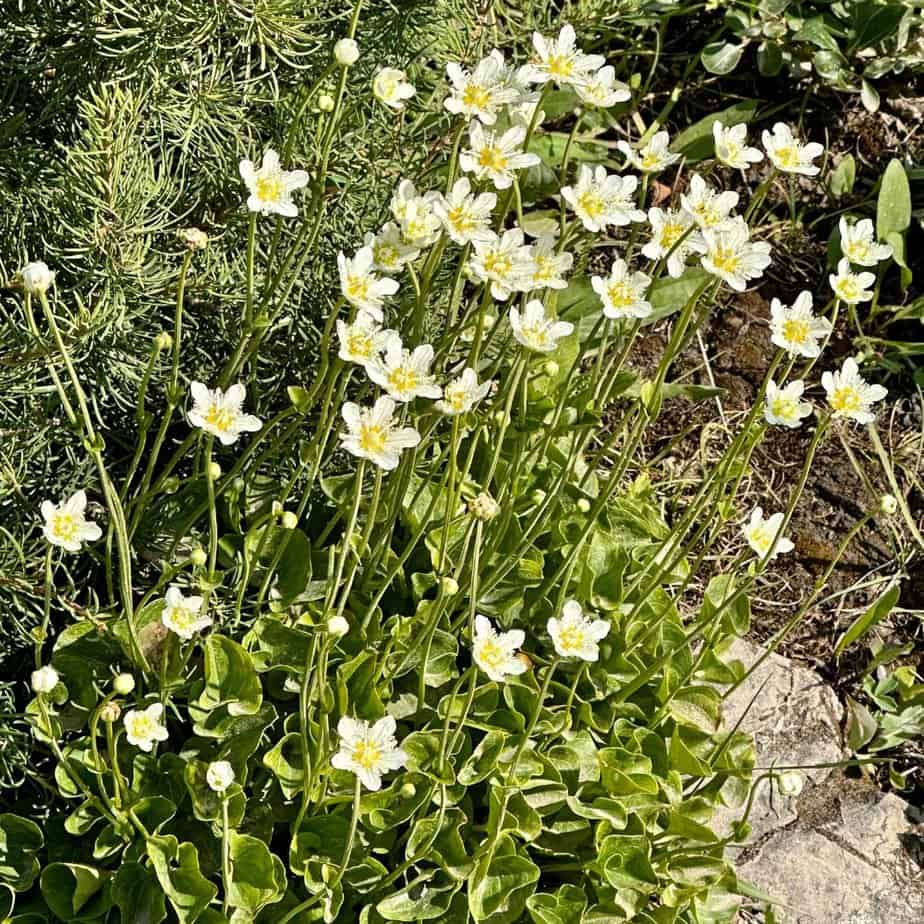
113, 673, 135, 695
318, 94, 335, 112
189, 547, 207, 567
400, 782, 417, 799
281, 511, 299, 530
207, 461, 221, 481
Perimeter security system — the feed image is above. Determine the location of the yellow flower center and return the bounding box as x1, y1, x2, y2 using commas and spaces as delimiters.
722, 140, 741, 161
557, 624, 586, 653
781, 318, 810, 346
483, 253, 512, 276
477, 144, 508, 172
843, 240, 869, 262
533, 255, 555, 282
255, 175, 284, 203
462, 84, 492, 110
448, 205, 474, 234
387, 366, 420, 395
641, 152, 661, 170
774, 146, 800, 169
520, 323, 549, 349
352, 740, 382, 771
749, 528, 773, 555
446, 384, 468, 412
374, 243, 398, 268
607, 281, 634, 309
478, 639, 505, 670
346, 331, 374, 359
166, 606, 197, 633
358, 423, 387, 455
710, 247, 740, 274
346, 275, 371, 302
130, 715, 157, 739
577, 191, 605, 220
52, 513, 78, 542
770, 396, 798, 422
830, 385, 861, 414
547, 54, 574, 78
835, 278, 860, 302
204, 403, 234, 433
660, 220, 685, 249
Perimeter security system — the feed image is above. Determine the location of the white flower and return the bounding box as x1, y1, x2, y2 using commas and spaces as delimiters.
680, 174, 740, 231
340, 397, 421, 470
123, 703, 169, 752
829, 257, 876, 305
188, 382, 262, 445
764, 380, 813, 428
591, 259, 652, 320
459, 122, 540, 190
41, 490, 102, 552
435, 368, 492, 415
777, 770, 804, 797
641, 208, 705, 278
31, 665, 59, 694
472, 615, 527, 683
822, 358, 887, 424
712, 122, 763, 170
20, 261, 55, 295
468, 228, 534, 300
239, 149, 309, 217
547, 600, 610, 661
519, 25, 605, 87
838, 218, 893, 267
617, 131, 680, 173
161, 586, 211, 640
444, 50, 519, 124
769, 291, 832, 358
390, 180, 442, 247
328, 615, 350, 637
743, 507, 794, 560
338, 247, 400, 320
561, 165, 645, 233
509, 300, 574, 353
334, 38, 359, 66
364, 222, 421, 273
700, 218, 772, 291
762, 123, 823, 176
331, 716, 407, 791
336, 311, 398, 368
575, 65, 631, 108
206, 760, 235, 793
432, 178, 497, 246
527, 235, 573, 291
373, 68, 416, 110
367, 340, 442, 403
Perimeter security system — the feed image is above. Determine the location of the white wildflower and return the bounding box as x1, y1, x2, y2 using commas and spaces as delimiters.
561, 164, 645, 233
206, 761, 235, 794
509, 300, 574, 353
680, 174, 740, 230
41, 490, 102, 552
331, 716, 407, 791
575, 65, 631, 108
340, 397, 421, 470
373, 68, 416, 110
547, 600, 610, 661
617, 131, 680, 173
472, 615, 528, 683
435, 368, 492, 415
700, 217, 772, 291
367, 340, 442, 403
390, 180, 442, 248
468, 228, 534, 300
519, 25, 605, 87
712, 122, 763, 170
459, 122, 540, 190
337, 311, 398, 368
433, 178, 497, 246
591, 259, 652, 320
829, 257, 876, 305
161, 586, 212, 641
334, 38, 359, 67
838, 217, 893, 267
527, 235, 573, 291
364, 222, 421, 273
764, 380, 813, 428
444, 50, 519, 124
31, 665, 59, 694
642, 207, 705, 278
743, 507, 794, 560
769, 291, 832, 358
822, 358, 887, 424
188, 382, 262, 445
338, 247, 399, 320
762, 123, 824, 176
20, 261, 55, 295
123, 703, 169, 753
239, 149, 308, 217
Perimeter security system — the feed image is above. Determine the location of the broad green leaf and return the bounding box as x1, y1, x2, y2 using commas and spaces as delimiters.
458, 731, 506, 785
527, 884, 588, 924
598, 835, 657, 890
469, 836, 540, 924
877, 159, 911, 239
829, 154, 856, 198
146, 835, 218, 924
667, 686, 722, 733
262, 732, 306, 799
860, 80, 880, 113
40, 864, 109, 921
377, 873, 460, 921
835, 583, 901, 656
700, 42, 744, 76
0, 815, 44, 892
248, 616, 313, 672
671, 102, 757, 162
112, 863, 167, 924
197, 635, 262, 717
845, 696, 878, 751
645, 269, 711, 325
407, 808, 472, 880
226, 832, 285, 915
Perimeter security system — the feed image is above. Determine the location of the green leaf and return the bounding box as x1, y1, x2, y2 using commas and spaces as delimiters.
0, 815, 44, 892
112, 863, 167, 924
457, 731, 506, 785
469, 836, 540, 924
850, 3, 907, 51
196, 634, 262, 717
227, 832, 285, 915
377, 872, 460, 921
860, 80, 880, 113
667, 686, 722, 733
262, 732, 306, 799
671, 101, 757, 163
146, 835, 218, 924
248, 616, 313, 673
877, 159, 911, 240
835, 583, 901, 656
40, 864, 110, 921
845, 696, 878, 751
829, 154, 856, 198
645, 269, 711, 325
527, 884, 588, 924
598, 835, 657, 891
701, 42, 744, 76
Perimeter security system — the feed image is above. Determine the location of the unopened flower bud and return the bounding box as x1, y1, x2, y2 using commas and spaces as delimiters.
271, 500, 284, 517
113, 673, 135, 695
31, 665, 59, 694
327, 615, 350, 637
482, 314, 496, 331
531, 489, 547, 506
334, 38, 359, 66
100, 701, 121, 723
189, 547, 208, 567
777, 770, 804, 797
162, 476, 180, 495
492, 410, 508, 427
399, 782, 417, 799
180, 227, 209, 251
440, 577, 459, 596
318, 94, 335, 112
155, 332, 173, 351
879, 494, 898, 516
469, 492, 500, 521
206, 760, 235, 793
207, 461, 221, 481
543, 360, 559, 378
281, 511, 298, 530
20, 261, 55, 295
577, 498, 591, 513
